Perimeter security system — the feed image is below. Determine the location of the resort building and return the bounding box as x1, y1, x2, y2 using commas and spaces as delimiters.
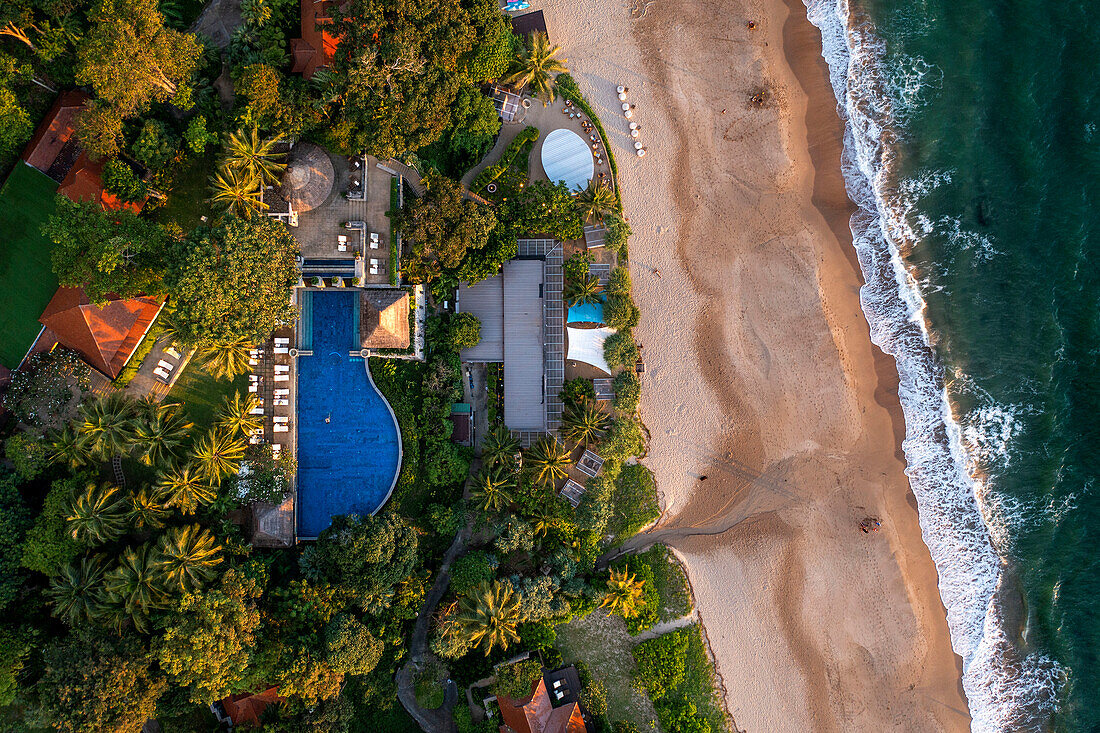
496, 666, 591, 733
290, 0, 339, 79
29, 287, 165, 380
457, 242, 566, 440
212, 687, 284, 728
21, 90, 145, 213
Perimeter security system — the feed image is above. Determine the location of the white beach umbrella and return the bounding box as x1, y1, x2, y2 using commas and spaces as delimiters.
624, 110, 633, 119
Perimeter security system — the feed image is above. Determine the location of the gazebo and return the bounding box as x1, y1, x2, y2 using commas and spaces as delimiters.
281, 142, 335, 213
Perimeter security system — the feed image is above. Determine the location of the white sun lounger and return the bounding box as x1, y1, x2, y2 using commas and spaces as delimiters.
249, 374, 261, 381
249, 435, 262, 444
154, 367, 170, 380
273, 425, 289, 433
157, 359, 174, 370
274, 337, 290, 346
274, 365, 289, 372
274, 388, 290, 396
274, 374, 289, 382
249, 407, 264, 415
274, 399, 289, 406
166, 346, 182, 358
273, 416, 289, 423
248, 384, 258, 392
274, 347, 289, 354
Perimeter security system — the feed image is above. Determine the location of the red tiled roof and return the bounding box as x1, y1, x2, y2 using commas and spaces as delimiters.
57, 152, 145, 213
291, 0, 340, 78
38, 287, 164, 379
21, 90, 90, 173
219, 687, 284, 727
498, 679, 587, 733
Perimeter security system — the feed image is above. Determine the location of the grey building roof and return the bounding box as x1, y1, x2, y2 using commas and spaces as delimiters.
502, 260, 545, 432
458, 275, 504, 361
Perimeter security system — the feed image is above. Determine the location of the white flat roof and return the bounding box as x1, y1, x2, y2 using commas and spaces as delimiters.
502, 260, 545, 431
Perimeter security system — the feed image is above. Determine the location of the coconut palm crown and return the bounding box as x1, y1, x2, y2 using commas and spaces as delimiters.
200, 337, 254, 381
504, 32, 568, 105
209, 165, 266, 217
155, 524, 223, 593
561, 398, 611, 446
190, 429, 247, 483
470, 465, 516, 513
576, 180, 618, 223
66, 483, 128, 546
525, 436, 571, 489
563, 273, 602, 307
157, 465, 217, 515
458, 580, 522, 655
600, 566, 646, 619
216, 391, 264, 437
224, 126, 286, 186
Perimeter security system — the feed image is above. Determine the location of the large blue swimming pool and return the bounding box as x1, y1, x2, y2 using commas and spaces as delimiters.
296, 290, 401, 538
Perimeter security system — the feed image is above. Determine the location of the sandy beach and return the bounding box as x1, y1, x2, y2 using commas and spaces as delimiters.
545, 0, 972, 729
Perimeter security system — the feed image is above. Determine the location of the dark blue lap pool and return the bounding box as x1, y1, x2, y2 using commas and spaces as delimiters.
296, 290, 401, 538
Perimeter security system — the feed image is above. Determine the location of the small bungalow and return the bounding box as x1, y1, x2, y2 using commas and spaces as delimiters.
212, 687, 284, 728
290, 0, 340, 79
30, 287, 165, 380
497, 666, 591, 733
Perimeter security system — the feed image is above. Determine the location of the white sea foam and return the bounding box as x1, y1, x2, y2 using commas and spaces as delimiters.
802, 0, 1064, 728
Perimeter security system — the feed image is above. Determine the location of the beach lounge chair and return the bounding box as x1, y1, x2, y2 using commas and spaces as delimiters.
274, 399, 289, 406
249, 374, 261, 381
338, 235, 347, 243
273, 416, 289, 423
154, 367, 170, 381
250, 406, 264, 415
338, 243, 347, 252
274, 365, 289, 372
157, 359, 174, 371
274, 389, 289, 396
249, 358, 258, 365
249, 435, 262, 444
274, 347, 289, 354
166, 346, 181, 359
273, 425, 289, 433
275, 337, 290, 346
248, 384, 258, 393
274, 374, 289, 382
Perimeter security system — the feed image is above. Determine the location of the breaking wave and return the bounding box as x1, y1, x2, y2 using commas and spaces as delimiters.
801, 0, 1064, 728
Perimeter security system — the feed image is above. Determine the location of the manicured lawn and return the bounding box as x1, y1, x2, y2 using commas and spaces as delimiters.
0, 164, 61, 369
153, 151, 216, 232
166, 359, 246, 429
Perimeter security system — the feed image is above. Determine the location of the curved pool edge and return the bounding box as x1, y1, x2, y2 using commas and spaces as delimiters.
363, 356, 403, 516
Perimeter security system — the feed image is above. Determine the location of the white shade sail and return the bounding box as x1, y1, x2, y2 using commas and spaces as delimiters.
566, 326, 616, 375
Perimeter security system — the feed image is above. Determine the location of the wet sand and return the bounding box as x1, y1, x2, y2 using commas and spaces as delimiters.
546, 0, 971, 728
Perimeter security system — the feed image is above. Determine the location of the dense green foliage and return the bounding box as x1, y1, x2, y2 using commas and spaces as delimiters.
393, 174, 497, 284
494, 658, 543, 699
168, 214, 299, 345
44, 196, 173, 304
101, 159, 149, 202
633, 625, 726, 733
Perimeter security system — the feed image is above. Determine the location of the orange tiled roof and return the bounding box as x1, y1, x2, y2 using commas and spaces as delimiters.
57, 152, 145, 213
498, 679, 587, 733
291, 0, 341, 78
219, 687, 284, 727
21, 90, 90, 173
38, 287, 164, 379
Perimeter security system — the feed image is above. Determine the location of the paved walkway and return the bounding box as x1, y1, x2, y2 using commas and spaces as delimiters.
630, 610, 699, 642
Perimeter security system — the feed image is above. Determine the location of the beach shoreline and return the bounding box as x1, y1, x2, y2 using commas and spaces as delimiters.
547, 0, 971, 728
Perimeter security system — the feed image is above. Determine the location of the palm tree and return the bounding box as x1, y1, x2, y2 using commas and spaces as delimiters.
529, 504, 560, 539
458, 580, 522, 655
50, 423, 92, 469
132, 402, 193, 467
525, 436, 571, 489
600, 567, 646, 619
560, 399, 611, 446
190, 428, 247, 483
576, 180, 618, 223
504, 31, 568, 105
481, 425, 520, 467
216, 391, 264, 437
157, 465, 217, 514
66, 483, 128, 545
563, 273, 602, 307
224, 126, 286, 186
200, 337, 254, 381
48, 556, 106, 625
103, 544, 167, 632
155, 524, 223, 593
209, 165, 266, 217
470, 465, 516, 513
126, 487, 170, 531
77, 393, 136, 459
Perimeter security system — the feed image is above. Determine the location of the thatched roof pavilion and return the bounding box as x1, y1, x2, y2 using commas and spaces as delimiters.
360, 290, 410, 350
280, 142, 335, 212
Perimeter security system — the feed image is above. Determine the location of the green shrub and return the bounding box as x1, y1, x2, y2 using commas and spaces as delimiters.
604, 215, 631, 256
559, 377, 595, 408
472, 126, 539, 192
601, 417, 645, 463
450, 551, 497, 595
131, 119, 177, 170
611, 464, 659, 542
4, 434, 50, 481
564, 252, 592, 282
447, 312, 481, 351
604, 331, 639, 370
605, 292, 640, 331
632, 629, 689, 699
102, 159, 148, 202
20, 475, 85, 576
518, 620, 556, 650
493, 659, 543, 700
611, 371, 640, 414
183, 115, 217, 154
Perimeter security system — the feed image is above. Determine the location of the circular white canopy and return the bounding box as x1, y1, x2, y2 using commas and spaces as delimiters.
541, 128, 594, 192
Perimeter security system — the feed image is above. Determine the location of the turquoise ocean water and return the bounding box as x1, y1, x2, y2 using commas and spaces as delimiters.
804, 0, 1099, 729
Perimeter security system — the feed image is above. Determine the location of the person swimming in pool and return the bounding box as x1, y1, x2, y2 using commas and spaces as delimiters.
325, 413, 331, 424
